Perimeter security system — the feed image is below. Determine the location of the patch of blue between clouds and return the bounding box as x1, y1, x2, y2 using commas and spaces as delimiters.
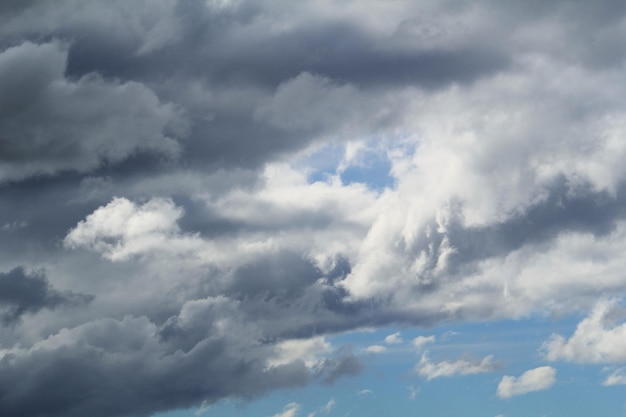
306, 144, 394, 191
339, 150, 393, 191
152, 315, 623, 417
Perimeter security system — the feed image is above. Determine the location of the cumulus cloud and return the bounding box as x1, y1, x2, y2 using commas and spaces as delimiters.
542, 300, 626, 363
64, 197, 202, 262
416, 353, 499, 380
497, 367, 556, 398
4, 0, 626, 416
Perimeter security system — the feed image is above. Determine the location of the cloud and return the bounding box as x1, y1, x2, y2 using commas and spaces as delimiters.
4, 1, 626, 416
64, 197, 203, 262
271, 403, 300, 417
603, 368, 626, 386
416, 353, 499, 380
412, 335, 436, 351
497, 366, 556, 398
542, 300, 626, 363
365, 345, 387, 354
0, 41, 186, 181
321, 398, 335, 414
315, 353, 363, 385
357, 389, 373, 397
407, 385, 420, 400
0, 267, 93, 325
384, 332, 403, 345
268, 337, 331, 369
0, 303, 328, 417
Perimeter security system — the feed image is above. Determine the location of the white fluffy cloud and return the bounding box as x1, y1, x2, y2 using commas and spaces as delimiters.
338, 46, 626, 318
65, 163, 379, 269
542, 300, 626, 363
497, 366, 556, 398
416, 353, 498, 380
64, 197, 203, 262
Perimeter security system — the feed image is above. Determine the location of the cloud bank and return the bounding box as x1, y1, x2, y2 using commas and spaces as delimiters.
2, 0, 626, 416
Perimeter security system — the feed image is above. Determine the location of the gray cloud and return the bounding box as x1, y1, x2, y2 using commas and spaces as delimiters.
0, 41, 186, 181
0, 267, 92, 325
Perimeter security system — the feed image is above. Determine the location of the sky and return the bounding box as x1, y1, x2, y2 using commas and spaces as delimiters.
2, 0, 626, 416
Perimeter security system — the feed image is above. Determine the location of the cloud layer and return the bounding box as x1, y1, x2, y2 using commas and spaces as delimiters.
2, 0, 626, 416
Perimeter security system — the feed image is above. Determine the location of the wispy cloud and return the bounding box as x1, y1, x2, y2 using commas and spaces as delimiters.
416, 353, 499, 380
603, 368, 626, 386
271, 403, 300, 417
385, 332, 403, 345
407, 385, 420, 400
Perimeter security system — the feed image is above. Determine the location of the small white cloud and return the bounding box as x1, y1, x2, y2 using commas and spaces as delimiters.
271, 403, 300, 417
357, 389, 373, 397
321, 398, 335, 414
542, 300, 626, 363
497, 366, 556, 398
416, 353, 498, 380
365, 345, 387, 354
603, 368, 626, 386
385, 332, 403, 345
412, 335, 436, 351
407, 385, 420, 400
440, 331, 461, 341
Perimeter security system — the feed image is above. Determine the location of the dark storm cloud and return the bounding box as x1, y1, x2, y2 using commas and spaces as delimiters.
0, 290, 367, 417
0, 0, 511, 174
0, 40, 186, 181
0, 315, 311, 417
0, 267, 92, 325
59, 1, 508, 89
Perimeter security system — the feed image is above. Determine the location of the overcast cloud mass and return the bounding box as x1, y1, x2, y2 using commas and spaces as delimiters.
2, 1, 626, 416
